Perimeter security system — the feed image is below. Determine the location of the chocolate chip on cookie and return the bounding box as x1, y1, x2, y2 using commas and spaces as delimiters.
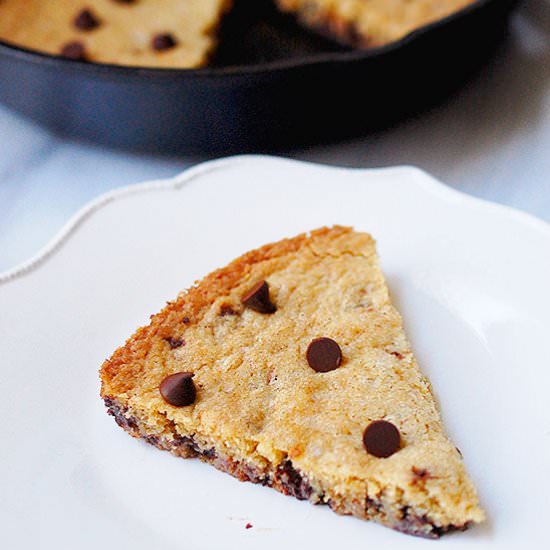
363, 420, 401, 458
164, 336, 185, 349
242, 280, 276, 314
160, 372, 196, 407
60, 41, 87, 60
74, 9, 101, 31
152, 33, 177, 51
306, 337, 342, 373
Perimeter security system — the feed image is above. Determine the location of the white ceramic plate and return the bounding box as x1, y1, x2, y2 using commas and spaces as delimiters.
1, 156, 549, 550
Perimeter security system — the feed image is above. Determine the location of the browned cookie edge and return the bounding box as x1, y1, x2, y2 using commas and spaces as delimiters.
103, 395, 470, 538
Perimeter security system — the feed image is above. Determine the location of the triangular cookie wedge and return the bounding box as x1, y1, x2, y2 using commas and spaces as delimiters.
100, 226, 484, 538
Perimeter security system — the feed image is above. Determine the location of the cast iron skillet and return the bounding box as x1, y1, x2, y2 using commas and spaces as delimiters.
0, 0, 519, 154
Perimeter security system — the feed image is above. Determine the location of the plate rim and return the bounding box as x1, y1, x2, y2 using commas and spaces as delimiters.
2, 150, 549, 549
1, 152, 548, 285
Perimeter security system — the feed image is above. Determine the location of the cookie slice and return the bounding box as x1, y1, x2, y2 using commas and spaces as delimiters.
100, 226, 484, 538
275, 0, 477, 48
0, 0, 232, 68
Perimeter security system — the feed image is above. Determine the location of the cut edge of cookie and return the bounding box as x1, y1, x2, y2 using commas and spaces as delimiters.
103, 395, 472, 538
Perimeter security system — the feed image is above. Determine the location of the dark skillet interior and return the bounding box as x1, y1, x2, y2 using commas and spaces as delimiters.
0, 0, 520, 154
211, 0, 350, 66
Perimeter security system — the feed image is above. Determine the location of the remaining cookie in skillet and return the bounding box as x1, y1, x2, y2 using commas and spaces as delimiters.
0, 0, 232, 68
275, 0, 477, 48
100, 226, 484, 538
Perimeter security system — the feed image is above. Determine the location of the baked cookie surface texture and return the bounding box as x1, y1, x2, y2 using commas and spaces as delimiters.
100, 226, 484, 538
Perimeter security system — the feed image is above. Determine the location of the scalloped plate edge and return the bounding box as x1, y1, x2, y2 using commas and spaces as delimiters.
1, 154, 548, 285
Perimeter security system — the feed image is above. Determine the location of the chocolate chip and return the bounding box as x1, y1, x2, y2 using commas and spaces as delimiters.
363, 420, 401, 458
306, 337, 342, 373
164, 336, 184, 349
241, 280, 276, 314
160, 372, 196, 407
60, 41, 87, 60
182, 317, 190, 324
274, 460, 314, 500
74, 9, 101, 31
152, 33, 177, 51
